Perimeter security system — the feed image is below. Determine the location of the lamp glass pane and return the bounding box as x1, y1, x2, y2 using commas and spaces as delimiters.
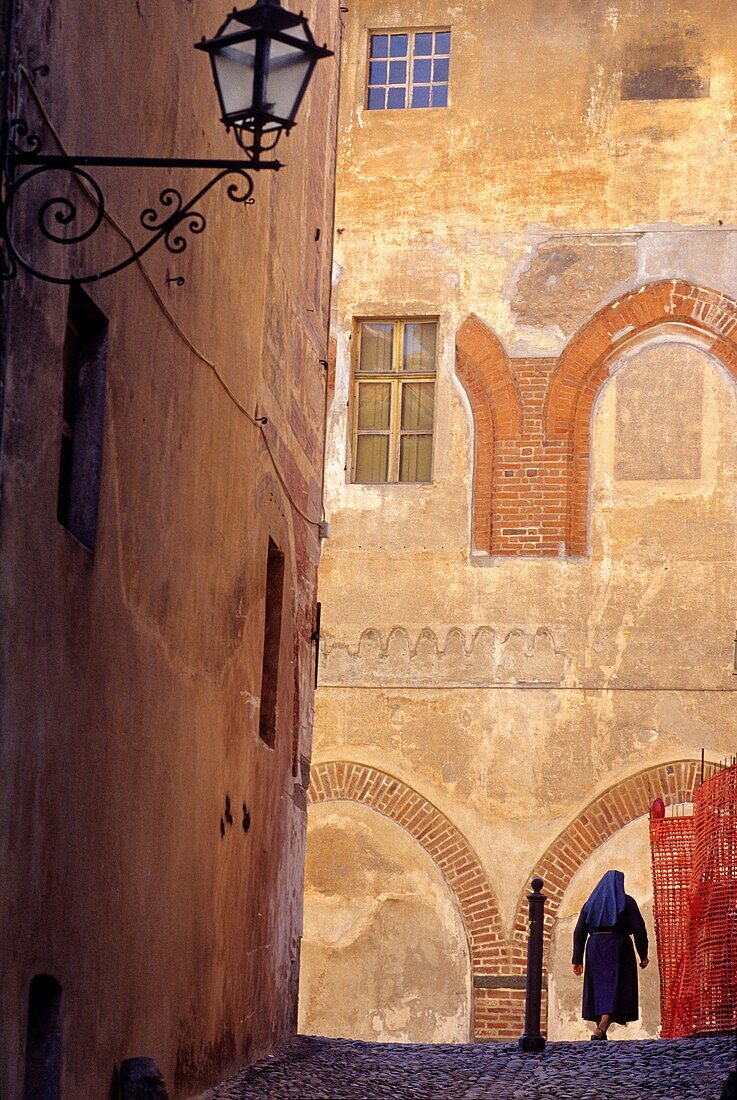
263, 32, 313, 125
213, 20, 257, 119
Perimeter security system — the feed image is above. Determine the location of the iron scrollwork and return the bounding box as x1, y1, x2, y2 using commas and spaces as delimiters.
0, 118, 262, 285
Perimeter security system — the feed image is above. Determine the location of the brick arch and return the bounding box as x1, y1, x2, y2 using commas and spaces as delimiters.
510, 758, 707, 966
543, 281, 737, 554
308, 760, 510, 1038
455, 314, 523, 552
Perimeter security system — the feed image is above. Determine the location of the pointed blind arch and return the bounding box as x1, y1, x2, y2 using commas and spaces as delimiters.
455, 314, 523, 552
543, 281, 737, 555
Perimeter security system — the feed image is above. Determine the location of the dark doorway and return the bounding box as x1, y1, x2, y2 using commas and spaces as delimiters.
23, 974, 62, 1100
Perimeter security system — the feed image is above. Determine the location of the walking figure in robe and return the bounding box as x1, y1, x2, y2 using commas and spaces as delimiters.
572, 869, 649, 1040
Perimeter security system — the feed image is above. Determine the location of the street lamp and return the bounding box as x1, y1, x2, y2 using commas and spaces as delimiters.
0, 0, 333, 285
197, 0, 333, 161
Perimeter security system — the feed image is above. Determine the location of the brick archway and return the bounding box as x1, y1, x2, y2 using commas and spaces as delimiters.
510, 758, 707, 965
455, 314, 523, 553
308, 760, 510, 1038
544, 281, 737, 555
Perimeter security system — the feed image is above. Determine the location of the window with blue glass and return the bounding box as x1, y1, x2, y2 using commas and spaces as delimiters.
367, 30, 450, 110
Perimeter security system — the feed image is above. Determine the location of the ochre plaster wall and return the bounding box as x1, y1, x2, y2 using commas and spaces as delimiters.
0, 1, 340, 1095
304, 0, 737, 1042
299, 802, 471, 1043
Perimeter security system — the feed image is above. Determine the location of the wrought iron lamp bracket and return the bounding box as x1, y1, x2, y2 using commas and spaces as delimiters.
0, 118, 282, 285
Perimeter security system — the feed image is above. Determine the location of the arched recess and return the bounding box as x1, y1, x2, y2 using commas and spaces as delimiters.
300, 801, 472, 1042
547, 817, 662, 1041
510, 758, 707, 967
543, 281, 737, 555
455, 315, 523, 552
308, 761, 508, 1037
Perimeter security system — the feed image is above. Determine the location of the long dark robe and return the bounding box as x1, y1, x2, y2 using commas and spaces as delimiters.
572, 893, 648, 1024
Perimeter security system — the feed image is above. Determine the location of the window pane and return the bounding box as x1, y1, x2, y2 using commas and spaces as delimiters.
402, 322, 437, 372
413, 58, 431, 83
390, 34, 408, 57
388, 59, 407, 85
431, 84, 448, 107
399, 434, 433, 482
359, 323, 394, 372
433, 57, 449, 82
401, 382, 434, 430
369, 60, 387, 85
357, 383, 391, 429
355, 434, 390, 482
411, 86, 430, 108
367, 87, 386, 110
371, 34, 389, 58
387, 86, 407, 109
435, 31, 451, 54
414, 32, 433, 56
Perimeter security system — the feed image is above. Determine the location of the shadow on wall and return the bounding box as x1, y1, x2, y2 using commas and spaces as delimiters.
298, 802, 472, 1044
548, 817, 661, 1042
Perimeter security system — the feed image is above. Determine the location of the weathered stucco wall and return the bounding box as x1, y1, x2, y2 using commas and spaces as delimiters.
302, 0, 737, 1043
0, 1, 340, 1095
299, 802, 471, 1043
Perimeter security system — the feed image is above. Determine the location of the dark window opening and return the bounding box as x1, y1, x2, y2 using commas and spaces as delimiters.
259, 537, 285, 748
23, 974, 62, 1100
58, 285, 109, 550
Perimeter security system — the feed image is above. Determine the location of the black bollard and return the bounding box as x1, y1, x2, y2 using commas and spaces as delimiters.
518, 876, 547, 1053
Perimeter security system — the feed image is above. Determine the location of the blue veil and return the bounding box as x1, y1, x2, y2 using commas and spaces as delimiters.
583, 869, 626, 927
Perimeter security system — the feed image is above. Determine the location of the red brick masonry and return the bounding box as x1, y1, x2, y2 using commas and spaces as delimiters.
457, 281, 737, 556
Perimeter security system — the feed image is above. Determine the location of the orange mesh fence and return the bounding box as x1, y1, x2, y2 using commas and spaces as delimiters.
649, 816, 695, 1037
650, 761, 737, 1038
689, 763, 737, 1035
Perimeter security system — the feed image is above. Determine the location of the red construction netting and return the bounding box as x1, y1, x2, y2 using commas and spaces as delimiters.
650, 761, 737, 1038
650, 816, 695, 1038
689, 763, 737, 1035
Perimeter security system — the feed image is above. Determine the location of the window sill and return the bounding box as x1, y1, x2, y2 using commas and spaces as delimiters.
363, 105, 451, 115
348, 480, 435, 488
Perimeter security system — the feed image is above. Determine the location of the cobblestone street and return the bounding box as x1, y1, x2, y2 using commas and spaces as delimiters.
200, 1035, 736, 1099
